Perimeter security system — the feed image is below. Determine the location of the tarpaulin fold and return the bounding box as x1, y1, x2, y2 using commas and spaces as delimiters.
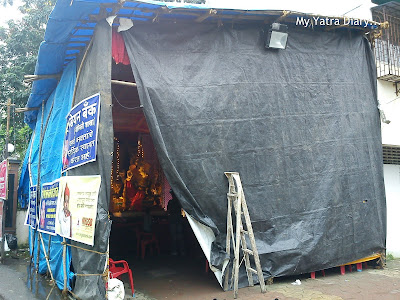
123, 23, 386, 286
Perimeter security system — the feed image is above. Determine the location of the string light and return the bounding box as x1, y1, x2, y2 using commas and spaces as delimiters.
111, 137, 118, 191
116, 139, 120, 175
111, 163, 114, 190
136, 137, 144, 161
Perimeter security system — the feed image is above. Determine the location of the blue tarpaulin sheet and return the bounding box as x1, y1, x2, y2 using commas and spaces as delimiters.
19, 60, 77, 290
24, 0, 98, 126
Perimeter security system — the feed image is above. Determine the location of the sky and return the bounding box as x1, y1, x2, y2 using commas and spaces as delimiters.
0, 0, 376, 27
0, 0, 23, 26
206, 0, 375, 19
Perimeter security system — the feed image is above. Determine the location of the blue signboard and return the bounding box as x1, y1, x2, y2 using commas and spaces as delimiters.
38, 181, 59, 235
24, 185, 37, 229
62, 93, 100, 172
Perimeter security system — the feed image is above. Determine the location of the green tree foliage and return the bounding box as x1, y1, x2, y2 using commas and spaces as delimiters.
0, 0, 56, 160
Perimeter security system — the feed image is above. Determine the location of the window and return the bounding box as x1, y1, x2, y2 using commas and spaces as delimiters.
372, 2, 400, 82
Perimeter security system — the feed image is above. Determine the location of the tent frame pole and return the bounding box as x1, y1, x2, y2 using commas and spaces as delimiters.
39, 231, 54, 282
111, 79, 137, 87
62, 237, 68, 296
35, 101, 46, 275
71, 38, 93, 107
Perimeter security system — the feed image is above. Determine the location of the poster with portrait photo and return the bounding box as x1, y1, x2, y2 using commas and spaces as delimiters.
55, 175, 101, 245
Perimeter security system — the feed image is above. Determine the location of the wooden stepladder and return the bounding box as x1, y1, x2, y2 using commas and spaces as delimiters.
224, 172, 266, 299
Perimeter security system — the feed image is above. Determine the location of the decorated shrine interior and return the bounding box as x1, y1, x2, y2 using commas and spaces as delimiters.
109, 57, 203, 267
110, 61, 164, 214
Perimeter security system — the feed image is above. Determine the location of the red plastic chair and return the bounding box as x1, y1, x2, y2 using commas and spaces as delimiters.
140, 232, 160, 260
109, 258, 135, 297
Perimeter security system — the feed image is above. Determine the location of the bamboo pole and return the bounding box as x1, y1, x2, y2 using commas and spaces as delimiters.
14, 107, 40, 113
35, 101, 45, 275
47, 235, 52, 272
39, 232, 54, 282
62, 237, 68, 297
72, 38, 94, 107
28, 226, 34, 292
45, 283, 56, 300
23, 74, 61, 83
35, 85, 56, 276
28, 130, 35, 290
36, 233, 41, 273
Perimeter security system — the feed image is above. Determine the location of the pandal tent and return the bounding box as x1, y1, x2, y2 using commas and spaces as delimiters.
18, 0, 387, 299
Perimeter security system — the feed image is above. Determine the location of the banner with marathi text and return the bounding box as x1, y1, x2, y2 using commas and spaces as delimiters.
55, 176, 101, 246
62, 93, 100, 172
24, 186, 38, 229
38, 181, 59, 235
0, 160, 7, 200
0, 202, 3, 237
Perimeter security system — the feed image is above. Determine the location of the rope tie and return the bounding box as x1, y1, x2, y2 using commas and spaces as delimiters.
61, 241, 108, 255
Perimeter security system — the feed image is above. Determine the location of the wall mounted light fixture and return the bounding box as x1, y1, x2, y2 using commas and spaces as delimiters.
265, 23, 288, 49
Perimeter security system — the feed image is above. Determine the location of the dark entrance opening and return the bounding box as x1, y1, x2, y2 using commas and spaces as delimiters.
108, 61, 219, 298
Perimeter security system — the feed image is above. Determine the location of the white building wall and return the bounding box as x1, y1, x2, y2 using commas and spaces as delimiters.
378, 80, 400, 146
377, 78, 400, 258
16, 210, 29, 246
384, 164, 400, 258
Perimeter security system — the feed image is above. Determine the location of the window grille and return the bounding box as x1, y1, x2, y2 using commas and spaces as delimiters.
372, 3, 400, 82
383, 145, 400, 165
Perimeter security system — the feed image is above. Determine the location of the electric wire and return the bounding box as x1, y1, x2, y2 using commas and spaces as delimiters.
111, 88, 142, 110
384, 95, 400, 104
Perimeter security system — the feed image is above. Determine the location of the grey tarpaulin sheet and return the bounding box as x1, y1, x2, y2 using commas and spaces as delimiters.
123, 23, 386, 286
69, 20, 113, 300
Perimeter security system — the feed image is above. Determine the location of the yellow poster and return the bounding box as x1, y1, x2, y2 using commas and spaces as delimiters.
55, 175, 101, 246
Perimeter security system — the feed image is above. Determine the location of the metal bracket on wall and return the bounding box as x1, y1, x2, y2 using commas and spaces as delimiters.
394, 82, 400, 96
